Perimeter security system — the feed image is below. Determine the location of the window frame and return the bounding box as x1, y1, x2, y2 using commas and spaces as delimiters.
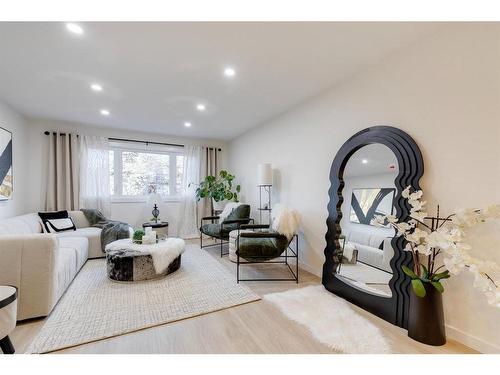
109, 144, 184, 203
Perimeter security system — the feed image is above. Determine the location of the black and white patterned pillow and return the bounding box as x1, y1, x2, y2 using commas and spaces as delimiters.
38, 210, 76, 233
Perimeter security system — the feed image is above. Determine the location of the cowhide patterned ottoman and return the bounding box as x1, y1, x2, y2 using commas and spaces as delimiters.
105, 239, 184, 282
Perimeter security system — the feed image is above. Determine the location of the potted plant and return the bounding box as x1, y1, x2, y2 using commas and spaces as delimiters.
375, 186, 500, 346
194, 170, 241, 211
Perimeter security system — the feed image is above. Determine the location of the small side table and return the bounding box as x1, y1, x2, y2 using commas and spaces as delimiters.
0, 285, 17, 354
142, 221, 169, 237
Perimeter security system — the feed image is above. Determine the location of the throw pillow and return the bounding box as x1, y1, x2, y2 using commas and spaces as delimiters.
38, 210, 76, 233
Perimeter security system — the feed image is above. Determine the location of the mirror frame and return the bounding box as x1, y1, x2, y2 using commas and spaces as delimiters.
322, 126, 424, 328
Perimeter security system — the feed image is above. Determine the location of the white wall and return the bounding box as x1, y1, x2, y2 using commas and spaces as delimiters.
25, 118, 228, 230
229, 23, 500, 352
0, 100, 29, 219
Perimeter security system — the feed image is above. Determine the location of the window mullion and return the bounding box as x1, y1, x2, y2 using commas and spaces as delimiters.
169, 154, 176, 196
115, 150, 123, 196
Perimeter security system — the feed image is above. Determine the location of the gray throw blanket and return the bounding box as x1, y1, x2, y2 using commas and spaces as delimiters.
81, 209, 131, 252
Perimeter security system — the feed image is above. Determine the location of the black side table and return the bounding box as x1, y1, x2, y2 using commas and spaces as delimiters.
142, 221, 169, 237
0, 285, 17, 354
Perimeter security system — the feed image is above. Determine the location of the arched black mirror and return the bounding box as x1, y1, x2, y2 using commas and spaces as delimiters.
322, 126, 424, 328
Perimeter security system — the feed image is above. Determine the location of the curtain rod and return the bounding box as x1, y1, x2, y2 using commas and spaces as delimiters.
44, 131, 222, 151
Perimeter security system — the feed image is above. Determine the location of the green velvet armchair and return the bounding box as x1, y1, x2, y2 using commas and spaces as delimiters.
235, 224, 298, 283
200, 204, 252, 257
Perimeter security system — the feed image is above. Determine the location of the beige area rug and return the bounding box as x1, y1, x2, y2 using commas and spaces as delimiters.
26, 245, 260, 353
264, 285, 392, 353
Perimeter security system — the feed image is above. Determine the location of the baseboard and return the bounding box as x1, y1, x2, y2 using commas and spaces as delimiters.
299, 260, 321, 278
446, 324, 499, 354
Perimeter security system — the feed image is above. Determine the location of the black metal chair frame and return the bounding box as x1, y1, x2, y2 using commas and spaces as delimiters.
200, 216, 254, 257
236, 224, 299, 283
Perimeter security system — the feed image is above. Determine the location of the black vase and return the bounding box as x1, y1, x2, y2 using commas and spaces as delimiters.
408, 283, 446, 346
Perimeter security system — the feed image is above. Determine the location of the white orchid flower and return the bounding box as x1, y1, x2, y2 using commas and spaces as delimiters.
410, 210, 427, 222
443, 256, 465, 274
409, 190, 423, 200
470, 269, 492, 292
409, 199, 426, 211
402, 186, 412, 199
452, 208, 479, 227
485, 290, 500, 307
395, 222, 413, 236
416, 244, 432, 256
386, 215, 398, 223
405, 227, 428, 244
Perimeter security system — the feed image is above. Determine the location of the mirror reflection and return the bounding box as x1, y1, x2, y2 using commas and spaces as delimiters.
335, 144, 397, 297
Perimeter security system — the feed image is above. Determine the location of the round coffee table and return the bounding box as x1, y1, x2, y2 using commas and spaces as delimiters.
0, 285, 17, 354
142, 221, 169, 237
105, 238, 184, 282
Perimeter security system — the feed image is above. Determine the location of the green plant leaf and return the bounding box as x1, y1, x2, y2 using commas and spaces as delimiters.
402, 265, 419, 279
432, 270, 450, 281
431, 281, 444, 293
433, 274, 450, 281
236, 185, 241, 193
411, 279, 427, 298
421, 264, 429, 281
225, 191, 234, 200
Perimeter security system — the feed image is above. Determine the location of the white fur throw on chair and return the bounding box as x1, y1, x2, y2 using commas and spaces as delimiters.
218, 202, 243, 222
271, 204, 301, 240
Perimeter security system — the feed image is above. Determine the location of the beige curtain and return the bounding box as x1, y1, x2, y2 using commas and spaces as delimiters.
200, 146, 220, 217
174, 146, 220, 238
45, 132, 80, 211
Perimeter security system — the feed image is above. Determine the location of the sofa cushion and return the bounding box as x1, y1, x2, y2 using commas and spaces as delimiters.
53, 243, 79, 305
225, 204, 251, 222
0, 213, 42, 235
58, 237, 89, 271
356, 244, 384, 268
68, 210, 91, 229
201, 223, 240, 240
237, 234, 289, 262
368, 235, 386, 249
57, 227, 102, 259
349, 231, 370, 246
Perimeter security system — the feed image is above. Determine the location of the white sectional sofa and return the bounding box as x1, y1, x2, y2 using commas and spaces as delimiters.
344, 229, 394, 273
0, 211, 130, 320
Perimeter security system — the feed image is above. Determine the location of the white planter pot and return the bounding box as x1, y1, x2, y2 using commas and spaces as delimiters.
212, 199, 227, 211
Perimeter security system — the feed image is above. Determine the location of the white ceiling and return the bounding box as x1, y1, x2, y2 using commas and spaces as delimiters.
0, 22, 441, 140
344, 143, 398, 177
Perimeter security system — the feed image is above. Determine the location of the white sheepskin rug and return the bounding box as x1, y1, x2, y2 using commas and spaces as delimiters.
271, 204, 301, 240
264, 285, 392, 353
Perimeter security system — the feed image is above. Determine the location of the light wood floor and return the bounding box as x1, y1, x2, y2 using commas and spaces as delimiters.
10, 240, 477, 354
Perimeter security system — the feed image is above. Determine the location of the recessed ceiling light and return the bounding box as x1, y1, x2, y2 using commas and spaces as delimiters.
184, 122, 192, 128
66, 23, 84, 35
100, 109, 110, 116
90, 83, 102, 92
362, 159, 368, 164
224, 67, 236, 77
196, 103, 206, 111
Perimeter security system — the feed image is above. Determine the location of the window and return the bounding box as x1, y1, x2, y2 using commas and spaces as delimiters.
109, 142, 184, 201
